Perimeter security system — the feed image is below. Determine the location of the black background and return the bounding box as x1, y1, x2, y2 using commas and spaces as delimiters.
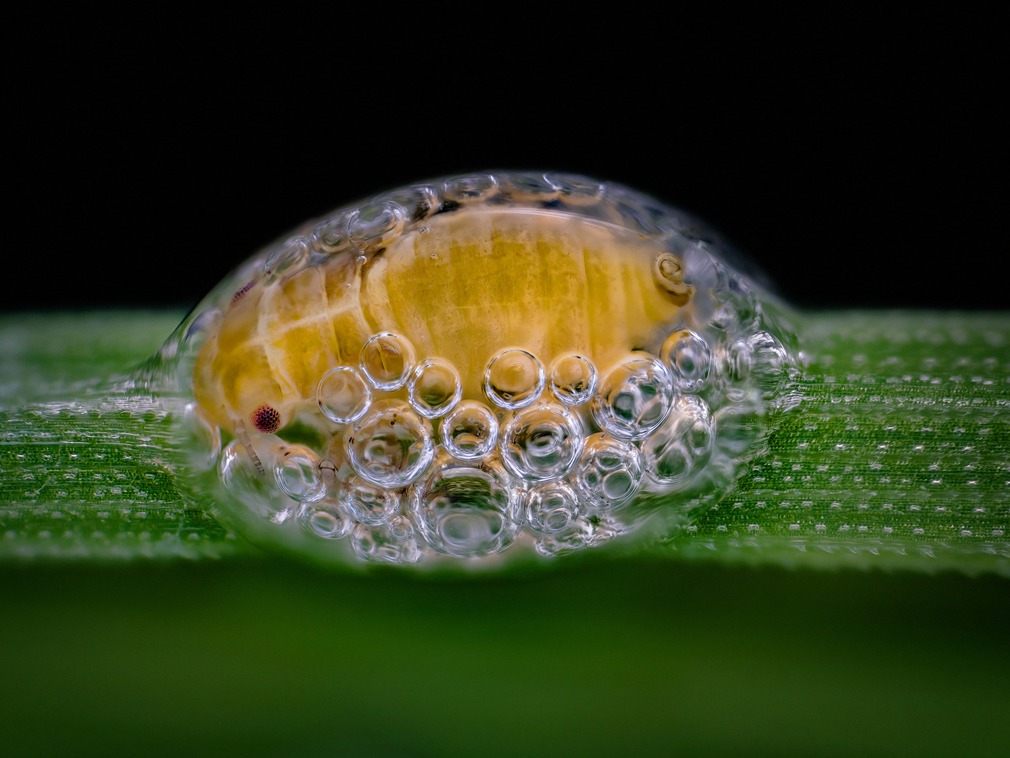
6, 15, 1005, 314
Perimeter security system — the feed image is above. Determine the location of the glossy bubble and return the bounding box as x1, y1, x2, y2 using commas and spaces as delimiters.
264, 236, 310, 278
351, 516, 422, 564
347, 201, 404, 243
408, 358, 462, 418
218, 436, 294, 523
500, 403, 584, 482
661, 329, 712, 393
484, 348, 545, 410
642, 395, 715, 488
359, 332, 415, 391
525, 481, 581, 534
273, 444, 326, 503
299, 498, 355, 539
443, 174, 498, 203
501, 173, 560, 201
543, 172, 604, 205
180, 402, 220, 471
317, 367, 372, 425
440, 400, 498, 460
410, 457, 518, 558
573, 433, 643, 509
534, 513, 627, 557
548, 354, 598, 406
592, 356, 674, 440
342, 477, 401, 526
346, 400, 434, 488
311, 212, 352, 254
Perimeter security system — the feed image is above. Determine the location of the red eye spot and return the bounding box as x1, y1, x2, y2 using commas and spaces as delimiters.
231, 281, 255, 305
252, 405, 281, 433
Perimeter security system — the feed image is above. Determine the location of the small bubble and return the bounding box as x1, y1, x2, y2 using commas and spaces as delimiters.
181, 402, 220, 471
440, 400, 498, 460
274, 445, 327, 503
526, 481, 581, 534
443, 174, 498, 203
592, 356, 673, 440
219, 437, 294, 523
312, 212, 352, 254
500, 403, 583, 482
351, 517, 422, 564
347, 400, 434, 488
342, 477, 401, 526
347, 201, 404, 243
359, 332, 415, 391
299, 498, 355, 539
264, 236, 310, 277
573, 433, 643, 509
642, 395, 714, 488
501, 173, 560, 201
484, 348, 545, 410
548, 354, 598, 406
543, 172, 604, 205
660, 329, 712, 392
408, 359, 462, 418
317, 367, 372, 425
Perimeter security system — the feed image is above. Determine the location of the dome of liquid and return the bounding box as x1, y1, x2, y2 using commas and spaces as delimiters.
160, 171, 801, 566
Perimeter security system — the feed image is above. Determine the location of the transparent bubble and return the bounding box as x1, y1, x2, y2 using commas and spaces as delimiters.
500, 402, 584, 482
359, 332, 415, 391
408, 358, 462, 418
299, 498, 355, 539
346, 400, 434, 488
410, 457, 518, 558
219, 436, 294, 523
274, 444, 326, 503
544, 172, 604, 205
525, 481, 581, 534
484, 348, 545, 410
351, 516, 422, 565
379, 185, 441, 222
660, 329, 712, 393
592, 356, 674, 440
548, 354, 598, 406
440, 400, 498, 460
347, 201, 404, 243
501, 173, 560, 201
264, 236, 310, 278
311, 212, 352, 254
317, 366, 372, 425
180, 402, 220, 471
573, 433, 643, 509
535, 513, 627, 557
443, 174, 498, 203
342, 477, 402, 526
642, 395, 715, 488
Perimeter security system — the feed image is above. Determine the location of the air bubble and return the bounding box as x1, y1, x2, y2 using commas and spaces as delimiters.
342, 477, 401, 526
592, 356, 674, 440
264, 236, 310, 277
359, 332, 415, 391
573, 433, 643, 509
299, 498, 355, 539
219, 437, 294, 523
548, 354, 598, 406
534, 513, 626, 557
347, 400, 434, 488
500, 402, 584, 482
351, 516, 422, 564
317, 367, 372, 424
661, 329, 712, 392
347, 201, 404, 243
311, 213, 351, 254
502, 173, 560, 201
443, 174, 498, 203
484, 348, 545, 409
180, 402, 220, 471
274, 445, 326, 503
410, 457, 518, 558
380, 185, 441, 221
525, 481, 581, 534
440, 400, 498, 460
544, 172, 604, 205
642, 395, 715, 488
408, 358, 462, 418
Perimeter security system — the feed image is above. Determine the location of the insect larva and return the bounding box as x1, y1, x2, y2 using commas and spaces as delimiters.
177, 172, 800, 566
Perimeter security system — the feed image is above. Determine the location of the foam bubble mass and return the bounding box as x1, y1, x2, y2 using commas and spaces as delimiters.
160, 171, 801, 566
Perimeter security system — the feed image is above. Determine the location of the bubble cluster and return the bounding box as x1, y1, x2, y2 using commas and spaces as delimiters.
173, 171, 801, 566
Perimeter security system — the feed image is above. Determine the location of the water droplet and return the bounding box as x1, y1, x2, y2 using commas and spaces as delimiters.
548, 354, 598, 406
317, 367, 372, 424
408, 358, 462, 418
500, 403, 583, 482
642, 395, 715, 488
592, 356, 674, 440
573, 433, 643, 509
274, 445, 326, 503
525, 481, 580, 534
410, 457, 518, 557
484, 348, 545, 409
351, 516, 422, 564
342, 477, 402, 526
440, 400, 498, 460
661, 329, 712, 392
299, 498, 355, 539
359, 332, 415, 391
347, 400, 434, 487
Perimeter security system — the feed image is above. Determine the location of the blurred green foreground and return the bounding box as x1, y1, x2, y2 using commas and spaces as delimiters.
0, 311, 1008, 756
